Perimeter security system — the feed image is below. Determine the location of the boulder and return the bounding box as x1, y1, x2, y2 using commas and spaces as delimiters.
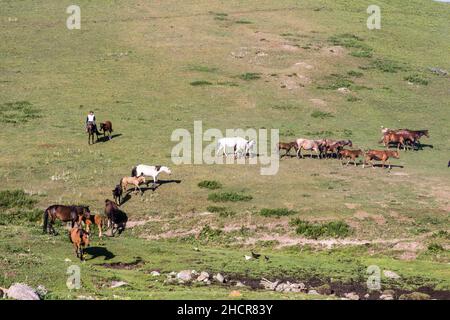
150, 271, 161, 277
196, 272, 209, 282
110, 281, 128, 289
176, 270, 193, 282
214, 273, 225, 283
383, 270, 400, 279
6, 283, 40, 300
345, 292, 360, 300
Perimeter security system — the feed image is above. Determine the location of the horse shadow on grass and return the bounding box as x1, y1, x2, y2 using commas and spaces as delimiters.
142, 179, 182, 192
96, 133, 122, 143
85, 246, 115, 261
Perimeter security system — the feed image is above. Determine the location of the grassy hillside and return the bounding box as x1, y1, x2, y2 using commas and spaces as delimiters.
0, 0, 449, 299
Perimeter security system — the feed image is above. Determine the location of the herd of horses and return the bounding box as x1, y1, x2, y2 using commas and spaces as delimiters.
42, 163, 172, 261
42, 126, 429, 261
277, 127, 429, 169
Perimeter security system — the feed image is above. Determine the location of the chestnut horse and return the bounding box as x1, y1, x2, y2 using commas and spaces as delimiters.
43, 205, 91, 235
100, 121, 113, 140
84, 214, 105, 238
363, 150, 400, 169
277, 142, 298, 158
69, 227, 90, 261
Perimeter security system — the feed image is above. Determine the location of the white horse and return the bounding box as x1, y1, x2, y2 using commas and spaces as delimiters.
131, 165, 172, 187
216, 137, 256, 158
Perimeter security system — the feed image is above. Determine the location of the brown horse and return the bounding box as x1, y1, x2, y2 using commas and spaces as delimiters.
84, 214, 105, 238
104, 199, 128, 236
43, 205, 91, 235
99, 121, 113, 140
87, 122, 99, 145
339, 149, 363, 166
324, 139, 353, 158
381, 132, 406, 150
112, 184, 123, 205
363, 150, 400, 169
277, 142, 298, 158
69, 227, 90, 261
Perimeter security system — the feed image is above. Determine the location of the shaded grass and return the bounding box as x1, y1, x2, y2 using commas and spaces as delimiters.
311, 111, 334, 119
0, 101, 41, 124
238, 73, 261, 81
190, 80, 213, 86
404, 74, 429, 85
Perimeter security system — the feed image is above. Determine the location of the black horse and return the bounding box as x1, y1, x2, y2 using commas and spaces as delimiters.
104, 199, 128, 236
87, 123, 99, 145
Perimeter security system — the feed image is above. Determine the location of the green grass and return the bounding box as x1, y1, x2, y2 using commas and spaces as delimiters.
311, 111, 334, 119
238, 73, 261, 80
0, 190, 37, 209
0, 101, 40, 124
190, 80, 213, 86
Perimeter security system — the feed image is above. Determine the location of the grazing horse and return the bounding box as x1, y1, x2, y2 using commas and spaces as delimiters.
324, 140, 353, 158
295, 139, 322, 159
120, 176, 146, 195
131, 165, 172, 188
69, 227, 90, 261
87, 122, 99, 145
277, 142, 298, 158
99, 121, 113, 140
43, 205, 91, 235
339, 149, 363, 166
112, 184, 123, 205
216, 137, 256, 158
84, 214, 105, 238
363, 150, 400, 169
104, 199, 128, 236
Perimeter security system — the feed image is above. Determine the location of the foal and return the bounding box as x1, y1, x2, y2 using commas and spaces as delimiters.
120, 176, 146, 194
363, 150, 400, 169
339, 149, 363, 166
69, 227, 90, 261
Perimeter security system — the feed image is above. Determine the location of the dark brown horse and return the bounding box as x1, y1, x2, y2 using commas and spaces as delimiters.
104, 199, 128, 236
43, 205, 91, 235
277, 142, 298, 158
87, 123, 99, 145
99, 121, 113, 140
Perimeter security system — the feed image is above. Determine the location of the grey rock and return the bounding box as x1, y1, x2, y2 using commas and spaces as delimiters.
176, 270, 193, 282
7, 283, 40, 300
428, 67, 448, 76
150, 271, 161, 276
345, 292, 360, 300
383, 270, 400, 279
36, 285, 48, 299
110, 281, 128, 289
214, 273, 225, 283
308, 289, 319, 295
196, 271, 209, 282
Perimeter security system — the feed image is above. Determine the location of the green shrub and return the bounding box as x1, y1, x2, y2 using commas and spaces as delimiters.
347, 96, 360, 102
0, 190, 37, 209
427, 243, 444, 253
190, 80, 213, 86
0, 208, 42, 225
189, 65, 218, 73
198, 180, 222, 190
311, 111, 334, 119
404, 74, 429, 85
366, 59, 406, 73
198, 225, 222, 241
235, 20, 253, 24
260, 208, 297, 217
329, 33, 365, 48
238, 73, 261, 80
347, 70, 363, 78
350, 49, 373, 58
431, 230, 450, 239
208, 192, 252, 202
290, 219, 351, 239
317, 74, 354, 90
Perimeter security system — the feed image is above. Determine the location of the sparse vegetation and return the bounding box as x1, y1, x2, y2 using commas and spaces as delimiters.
404, 74, 429, 85
238, 73, 261, 81
317, 74, 354, 90
190, 80, 213, 86
198, 180, 222, 190
208, 192, 252, 202
311, 111, 334, 119
290, 219, 352, 239
364, 59, 406, 73
0, 101, 40, 124
260, 208, 297, 217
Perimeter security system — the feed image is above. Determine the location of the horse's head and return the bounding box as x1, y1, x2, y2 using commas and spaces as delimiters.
247, 140, 256, 149
347, 140, 353, 147
391, 151, 400, 159
162, 166, 172, 175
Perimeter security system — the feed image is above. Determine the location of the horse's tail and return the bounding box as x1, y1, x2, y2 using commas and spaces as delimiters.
131, 166, 137, 177
43, 208, 49, 233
